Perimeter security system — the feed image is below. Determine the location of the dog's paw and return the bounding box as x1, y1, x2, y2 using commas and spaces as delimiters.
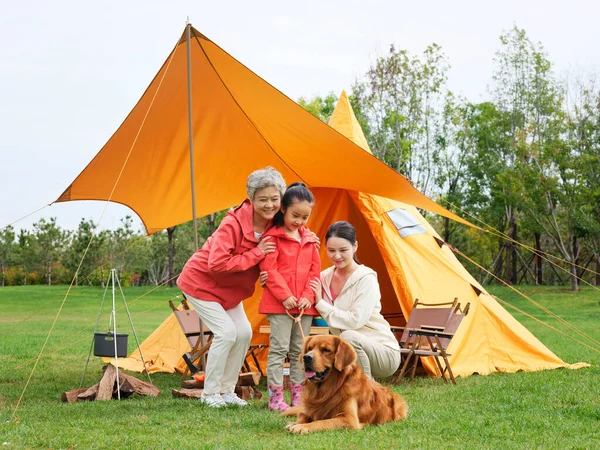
281, 406, 299, 417
285, 423, 310, 435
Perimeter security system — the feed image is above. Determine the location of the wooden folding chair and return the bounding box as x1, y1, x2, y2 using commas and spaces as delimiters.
169, 299, 212, 381
169, 298, 268, 380
394, 299, 470, 384
391, 298, 458, 383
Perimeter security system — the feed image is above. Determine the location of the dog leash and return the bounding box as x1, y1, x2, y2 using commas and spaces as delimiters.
286, 309, 306, 340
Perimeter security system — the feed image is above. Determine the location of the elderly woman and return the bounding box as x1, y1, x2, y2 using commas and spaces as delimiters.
310, 221, 400, 380
177, 167, 286, 407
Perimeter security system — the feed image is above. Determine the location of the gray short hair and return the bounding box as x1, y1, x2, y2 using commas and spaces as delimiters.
246, 166, 287, 200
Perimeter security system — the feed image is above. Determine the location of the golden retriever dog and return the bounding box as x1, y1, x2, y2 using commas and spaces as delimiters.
283, 335, 407, 434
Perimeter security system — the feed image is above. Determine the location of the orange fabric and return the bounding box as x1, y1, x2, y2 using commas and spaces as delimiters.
328, 90, 371, 154
55, 27, 475, 234
258, 226, 320, 316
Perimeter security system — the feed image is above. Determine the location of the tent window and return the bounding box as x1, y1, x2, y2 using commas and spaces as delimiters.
387, 208, 427, 238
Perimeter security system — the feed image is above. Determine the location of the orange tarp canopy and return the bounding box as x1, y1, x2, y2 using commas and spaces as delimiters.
56, 26, 474, 234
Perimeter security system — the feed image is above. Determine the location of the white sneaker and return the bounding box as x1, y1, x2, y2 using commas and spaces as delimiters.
220, 392, 248, 406
200, 392, 226, 408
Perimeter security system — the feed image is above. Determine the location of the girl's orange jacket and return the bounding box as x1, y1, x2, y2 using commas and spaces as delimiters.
258, 225, 320, 316
177, 199, 267, 310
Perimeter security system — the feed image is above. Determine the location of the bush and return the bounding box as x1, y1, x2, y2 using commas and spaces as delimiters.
27, 271, 42, 285
52, 262, 71, 285
129, 273, 141, 286
4, 266, 24, 286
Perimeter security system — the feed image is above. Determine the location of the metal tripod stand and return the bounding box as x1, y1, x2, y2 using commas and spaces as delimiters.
81, 268, 152, 399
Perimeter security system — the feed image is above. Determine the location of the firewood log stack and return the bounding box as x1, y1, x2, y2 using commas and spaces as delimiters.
172, 371, 263, 401
61, 365, 159, 402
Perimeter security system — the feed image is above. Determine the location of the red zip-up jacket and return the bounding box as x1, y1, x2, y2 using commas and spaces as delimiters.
258, 225, 320, 316
177, 199, 267, 310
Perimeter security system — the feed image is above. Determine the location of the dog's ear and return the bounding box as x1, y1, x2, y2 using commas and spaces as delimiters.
333, 337, 357, 372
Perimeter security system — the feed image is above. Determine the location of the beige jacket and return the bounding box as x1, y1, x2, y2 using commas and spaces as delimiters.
315, 265, 400, 351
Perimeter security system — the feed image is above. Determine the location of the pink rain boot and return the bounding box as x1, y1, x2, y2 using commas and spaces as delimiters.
268, 384, 290, 411
289, 382, 303, 407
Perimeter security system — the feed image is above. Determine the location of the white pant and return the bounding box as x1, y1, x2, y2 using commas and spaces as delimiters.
339, 330, 401, 379
184, 295, 252, 395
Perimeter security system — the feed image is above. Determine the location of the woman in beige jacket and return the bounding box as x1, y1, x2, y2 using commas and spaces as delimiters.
310, 221, 400, 379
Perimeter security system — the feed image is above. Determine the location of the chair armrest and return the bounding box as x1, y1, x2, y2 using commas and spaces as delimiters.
420, 324, 445, 331
407, 328, 454, 339
390, 326, 406, 333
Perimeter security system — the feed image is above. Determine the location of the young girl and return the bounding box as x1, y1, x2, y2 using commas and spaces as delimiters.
259, 182, 321, 411
310, 221, 400, 380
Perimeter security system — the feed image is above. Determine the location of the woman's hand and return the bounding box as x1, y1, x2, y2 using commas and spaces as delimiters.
282, 296, 298, 310
309, 278, 323, 303
297, 297, 312, 310
257, 236, 276, 255
307, 231, 321, 249
259, 271, 268, 287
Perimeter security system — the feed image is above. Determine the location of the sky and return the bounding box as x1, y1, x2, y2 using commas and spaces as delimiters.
1, 0, 599, 235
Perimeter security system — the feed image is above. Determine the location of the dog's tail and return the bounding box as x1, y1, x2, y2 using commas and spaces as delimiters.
390, 393, 408, 421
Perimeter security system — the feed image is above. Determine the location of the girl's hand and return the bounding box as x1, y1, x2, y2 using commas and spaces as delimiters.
257, 236, 276, 255
298, 297, 312, 310
309, 278, 323, 303
259, 271, 268, 287
282, 296, 298, 310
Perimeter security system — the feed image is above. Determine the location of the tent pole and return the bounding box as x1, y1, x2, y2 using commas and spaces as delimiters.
186, 22, 206, 371
186, 22, 199, 252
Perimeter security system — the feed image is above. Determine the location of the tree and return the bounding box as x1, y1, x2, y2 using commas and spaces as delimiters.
297, 93, 337, 123
558, 75, 600, 287
486, 25, 569, 286
0, 226, 15, 287
352, 43, 450, 190
145, 231, 169, 286
431, 93, 473, 243
105, 216, 137, 278
15, 229, 39, 285
33, 218, 68, 285
462, 101, 514, 282
64, 219, 106, 285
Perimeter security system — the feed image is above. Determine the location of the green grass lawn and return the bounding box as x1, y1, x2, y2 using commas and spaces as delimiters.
1, 285, 599, 449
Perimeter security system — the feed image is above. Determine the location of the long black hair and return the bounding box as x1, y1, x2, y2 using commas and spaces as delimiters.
325, 221, 360, 263
273, 182, 315, 227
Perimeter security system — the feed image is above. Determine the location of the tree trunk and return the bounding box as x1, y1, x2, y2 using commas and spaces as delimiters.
511, 221, 518, 284
570, 263, 579, 291
504, 242, 512, 285
496, 244, 504, 282
534, 233, 543, 285
596, 254, 600, 286
208, 214, 217, 236
570, 235, 579, 292
443, 217, 450, 243
503, 211, 517, 285
167, 226, 176, 287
